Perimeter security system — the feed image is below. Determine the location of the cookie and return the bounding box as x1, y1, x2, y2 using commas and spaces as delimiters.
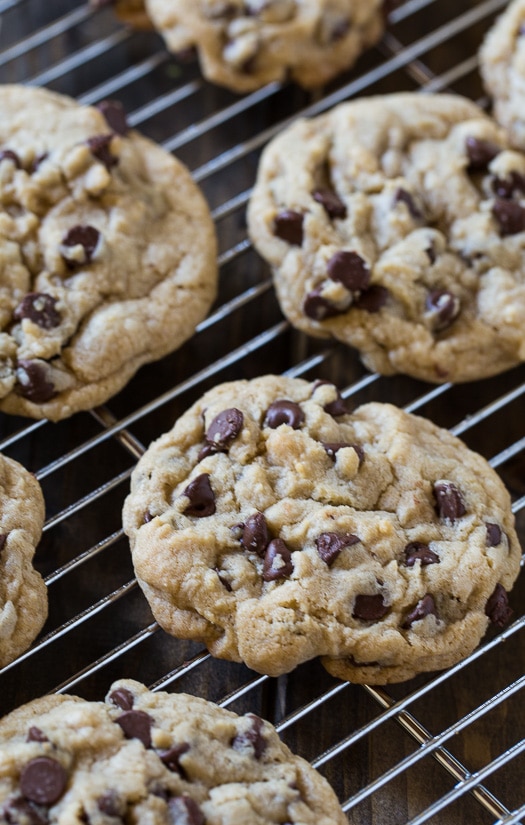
480, 0, 525, 150
122, 375, 522, 684
0, 85, 217, 421
91, 0, 153, 28
0, 678, 347, 825
0, 453, 47, 668
247, 92, 525, 383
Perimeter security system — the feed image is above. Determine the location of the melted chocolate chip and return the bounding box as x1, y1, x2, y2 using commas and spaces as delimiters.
273, 210, 304, 245
168, 795, 205, 825
231, 714, 266, 759
433, 481, 466, 522
14, 293, 61, 330
394, 188, 422, 219
20, 757, 68, 806
27, 728, 48, 744
115, 710, 152, 748
404, 542, 439, 567
16, 361, 56, 404
240, 512, 270, 557
353, 285, 389, 312
263, 539, 293, 581
312, 188, 347, 219
109, 687, 134, 710
60, 225, 101, 265
158, 743, 190, 776
182, 474, 216, 517
97, 791, 123, 817
0, 149, 21, 168
326, 250, 370, 292
315, 532, 360, 566
263, 399, 305, 429
492, 171, 525, 199
303, 288, 342, 321
486, 523, 502, 547
2, 797, 48, 825
425, 289, 460, 332
492, 197, 525, 235
485, 583, 513, 627
205, 408, 243, 450
465, 136, 501, 170
402, 594, 437, 629
353, 593, 388, 621
312, 381, 350, 417
86, 134, 118, 169
96, 100, 129, 135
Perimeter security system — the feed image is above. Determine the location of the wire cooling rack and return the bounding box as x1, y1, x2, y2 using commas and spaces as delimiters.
0, 1, 523, 823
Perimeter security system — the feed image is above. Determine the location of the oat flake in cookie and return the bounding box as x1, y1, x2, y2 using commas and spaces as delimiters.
248, 92, 525, 383
0, 85, 217, 420
0, 679, 347, 825
122, 375, 522, 684
0, 453, 47, 667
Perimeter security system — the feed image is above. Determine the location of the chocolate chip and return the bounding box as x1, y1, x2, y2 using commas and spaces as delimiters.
143, 510, 154, 523
263, 399, 304, 429
20, 757, 68, 806
322, 442, 363, 464
465, 136, 501, 170
328, 16, 350, 41
263, 539, 293, 581
426, 242, 437, 264
486, 523, 502, 547
312, 381, 351, 417
96, 100, 129, 135
27, 728, 48, 743
31, 153, 49, 173
425, 289, 460, 332
16, 361, 56, 404
492, 198, 525, 235
433, 480, 466, 522
485, 583, 513, 627
394, 188, 422, 219
402, 594, 437, 629
315, 532, 360, 566
0, 149, 21, 168
158, 743, 190, 776
60, 225, 101, 266
97, 791, 124, 817
353, 285, 389, 312
86, 134, 118, 169
205, 408, 243, 451
273, 210, 304, 245
0, 534, 7, 555
13, 293, 61, 330
240, 512, 270, 557
404, 542, 439, 567
182, 473, 216, 517
108, 687, 135, 710
312, 188, 347, 219
215, 568, 233, 591
303, 288, 342, 321
2, 797, 48, 825
231, 714, 266, 759
492, 171, 525, 198
167, 795, 205, 825
353, 593, 388, 621
115, 710, 152, 748
327, 251, 370, 292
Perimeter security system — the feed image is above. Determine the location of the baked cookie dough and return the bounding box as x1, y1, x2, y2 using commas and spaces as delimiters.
247, 92, 525, 383
122, 375, 522, 684
0, 453, 47, 668
0, 85, 217, 420
480, 0, 525, 149
92, 0, 152, 27
0, 678, 347, 825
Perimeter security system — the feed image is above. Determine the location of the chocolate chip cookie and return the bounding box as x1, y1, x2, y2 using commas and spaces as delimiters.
122, 375, 521, 684
480, 0, 525, 150
0, 84, 217, 420
0, 678, 347, 824
0, 453, 47, 668
248, 92, 525, 383
91, 0, 152, 27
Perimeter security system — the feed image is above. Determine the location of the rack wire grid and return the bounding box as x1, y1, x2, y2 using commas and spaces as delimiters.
0, 0, 524, 823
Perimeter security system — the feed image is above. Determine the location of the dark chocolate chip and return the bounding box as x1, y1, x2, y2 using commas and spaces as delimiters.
158, 743, 190, 776
315, 532, 360, 566
27, 728, 48, 744
20, 757, 68, 806
394, 188, 422, 219
143, 510, 154, 523
108, 687, 135, 710
16, 361, 56, 404
353, 285, 389, 312
182, 473, 216, 517
485, 583, 513, 627
97, 791, 123, 817
326, 250, 370, 292
0, 149, 21, 168
167, 795, 205, 825
426, 242, 437, 264
86, 134, 118, 169
205, 408, 243, 450
60, 225, 101, 265
404, 542, 439, 567
2, 797, 48, 825
492, 197, 525, 235
273, 210, 304, 245
402, 594, 437, 629
96, 100, 129, 136
312, 188, 347, 219
13, 293, 61, 330
465, 136, 501, 170
322, 442, 363, 465
492, 171, 525, 198
263, 399, 305, 429
115, 710, 152, 748
215, 568, 233, 591
240, 512, 270, 557
0, 534, 7, 555
263, 539, 293, 581
352, 593, 388, 621
303, 288, 342, 321
312, 381, 350, 417
231, 714, 266, 759
486, 522, 502, 547
433, 480, 466, 522
425, 289, 460, 332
